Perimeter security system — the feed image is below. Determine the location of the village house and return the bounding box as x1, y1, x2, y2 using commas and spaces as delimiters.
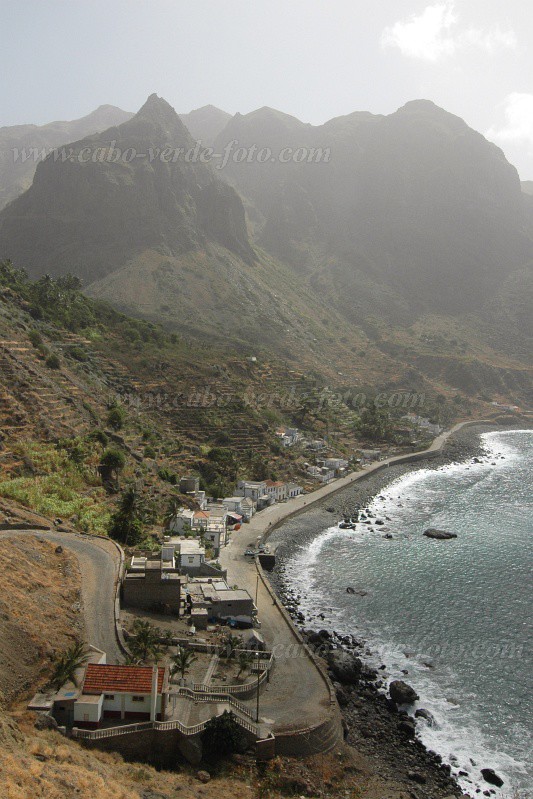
168, 507, 195, 534
122, 553, 186, 614
193, 489, 208, 510
222, 495, 245, 514
73, 664, 168, 729
318, 457, 349, 476
265, 480, 288, 502
276, 427, 300, 447
286, 482, 303, 498
307, 465, 335, 483
29, 645, 107, 728
240, 496, 255, 521
204, 519, 226, 556
185, 578, 255, 625
192, 510, 209, 531
179, 475, 200, 494
236, 480, 267, 502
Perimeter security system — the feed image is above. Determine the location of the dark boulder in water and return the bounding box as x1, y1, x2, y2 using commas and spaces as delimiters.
423, 528, 457, 540
415, 708, 437, 727
481, 768, 504, 787
389, 679, 419, 705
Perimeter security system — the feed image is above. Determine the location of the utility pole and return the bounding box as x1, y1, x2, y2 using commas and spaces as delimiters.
255, 651, 260, 723
255, 572, 259, 607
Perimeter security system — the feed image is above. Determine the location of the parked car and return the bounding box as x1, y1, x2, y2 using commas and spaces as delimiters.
244, 548, 257, 557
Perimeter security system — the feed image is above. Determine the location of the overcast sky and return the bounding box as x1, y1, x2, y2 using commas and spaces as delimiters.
2, 0, 532, 178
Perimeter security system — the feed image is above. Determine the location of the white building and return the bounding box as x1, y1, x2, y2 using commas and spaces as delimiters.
73, 664, 167, 728
222, 496, 245, 514
239, 497, 255, 521
286, 483, 303, 498
236, 480, 267, 501
265, 480, 288, 502
176, 539, 205, 572
168, 507, 194, 534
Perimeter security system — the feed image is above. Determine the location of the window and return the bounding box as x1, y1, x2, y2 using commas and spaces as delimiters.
132, 696, 145, 703
188, 556, 194, 563
104, 694, 114, 700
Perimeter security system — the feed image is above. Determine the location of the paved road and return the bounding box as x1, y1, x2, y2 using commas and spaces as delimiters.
220, 525, 333, 733
0, 529, 123, 663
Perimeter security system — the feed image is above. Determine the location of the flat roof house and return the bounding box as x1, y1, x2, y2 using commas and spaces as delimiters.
186, 578, 255, 624
236, 480, 267, 501
122, 554, 186, 614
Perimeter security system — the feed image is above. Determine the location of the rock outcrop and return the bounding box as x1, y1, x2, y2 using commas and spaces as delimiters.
423, 528, 458, 540
389, 680, 419, 705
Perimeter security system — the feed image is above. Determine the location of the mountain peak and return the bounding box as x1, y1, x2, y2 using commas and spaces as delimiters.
136, 93, 178, 120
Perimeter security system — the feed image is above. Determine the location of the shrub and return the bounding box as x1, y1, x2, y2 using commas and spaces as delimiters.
100, 448, 126, 471
86, 430, 108, 447
28, 330, 42, 347
67, 345, 88, 362
143, 446, 156, 459
45, 353, 61, 370
202, 712, 245, 759
107, 405, 126, 430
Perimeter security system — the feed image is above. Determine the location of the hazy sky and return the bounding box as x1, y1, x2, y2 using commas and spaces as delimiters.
2, 0, 532, 178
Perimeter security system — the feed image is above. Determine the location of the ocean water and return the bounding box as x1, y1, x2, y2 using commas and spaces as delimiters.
277, 430, 533, 796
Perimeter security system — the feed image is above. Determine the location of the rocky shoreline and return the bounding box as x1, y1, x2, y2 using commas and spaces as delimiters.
266, 424, 526, 799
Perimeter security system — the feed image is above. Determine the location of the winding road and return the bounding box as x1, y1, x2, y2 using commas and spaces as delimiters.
0, 529, 123, 663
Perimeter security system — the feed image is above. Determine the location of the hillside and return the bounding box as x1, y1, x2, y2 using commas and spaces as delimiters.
0, 95, 253, 285
0, 534, 395, 799
0, 104, 132, 210
0, 96, 531, 406
214, 100, 533, 324
179, 104, 232, 145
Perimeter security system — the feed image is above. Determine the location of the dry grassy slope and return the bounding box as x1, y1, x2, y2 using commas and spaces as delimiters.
0, 535, 418, 799
0, 536, 83, 705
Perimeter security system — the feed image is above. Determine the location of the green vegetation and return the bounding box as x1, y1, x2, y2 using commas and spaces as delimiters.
108, 484, 151, 546
202, 711, 245, 759
45, 353, 60, 369
0, 440, 110, 533
99, 447, 126, 483
170, 647, 197, 680
236, 650, 255, 678
106, 403, 126, 431
0, 259, 177, 346
128, 619, 163, 663
47, 641, 89, 691
356, 404, 393, 443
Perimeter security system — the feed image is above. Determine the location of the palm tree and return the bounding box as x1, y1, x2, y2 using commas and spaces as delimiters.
129, 619, 162, 662
47, 641, 89, 691
236, 650, 254, 679
164, 497, 181, 530
171, 647, 198, 681
223, 633, 243, 659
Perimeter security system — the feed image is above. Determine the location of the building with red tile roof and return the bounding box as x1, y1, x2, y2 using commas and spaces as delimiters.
83, 664, 165, 695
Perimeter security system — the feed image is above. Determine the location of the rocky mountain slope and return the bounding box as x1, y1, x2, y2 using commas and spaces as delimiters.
214, 100, 533, 323
0, 104, 132, 210
0, 95, 253, 285
179, 104, 232, 145
0, 96, 531, 404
